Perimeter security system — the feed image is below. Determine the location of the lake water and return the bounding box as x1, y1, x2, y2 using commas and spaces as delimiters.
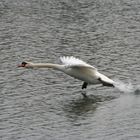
0, 0, 140, 139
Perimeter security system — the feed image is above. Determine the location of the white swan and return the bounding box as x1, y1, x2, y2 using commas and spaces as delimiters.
18, 56, 115, 94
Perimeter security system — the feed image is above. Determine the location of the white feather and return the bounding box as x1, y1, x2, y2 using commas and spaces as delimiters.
60, 56, 96, 69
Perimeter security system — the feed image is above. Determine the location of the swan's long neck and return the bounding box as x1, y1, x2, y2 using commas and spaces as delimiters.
30, 63, 64, 70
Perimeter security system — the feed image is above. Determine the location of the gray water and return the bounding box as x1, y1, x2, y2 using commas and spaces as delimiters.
0, 0, 140, 139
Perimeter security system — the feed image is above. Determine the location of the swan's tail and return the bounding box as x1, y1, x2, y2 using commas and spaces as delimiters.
98, 78, 114, 87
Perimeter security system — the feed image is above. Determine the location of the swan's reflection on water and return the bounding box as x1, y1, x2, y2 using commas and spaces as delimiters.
63, 94, 116, 121
134, 88, 140, 95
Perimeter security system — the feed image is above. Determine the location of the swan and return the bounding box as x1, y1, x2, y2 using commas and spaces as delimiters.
18, 56, 115, 96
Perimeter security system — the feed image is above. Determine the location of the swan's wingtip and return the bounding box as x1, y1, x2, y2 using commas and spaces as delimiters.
60, 56, 78, 63
60, 56, 97, 69
60, 56, 84, 64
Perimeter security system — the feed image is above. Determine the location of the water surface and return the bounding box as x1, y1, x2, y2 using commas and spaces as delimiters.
0, 0, 140, 139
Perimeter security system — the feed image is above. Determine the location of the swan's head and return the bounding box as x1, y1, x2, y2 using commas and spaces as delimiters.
18, 61, 33, 68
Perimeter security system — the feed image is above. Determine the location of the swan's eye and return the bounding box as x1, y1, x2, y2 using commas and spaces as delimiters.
21, 62, 28, 67
22, 62, 27, 65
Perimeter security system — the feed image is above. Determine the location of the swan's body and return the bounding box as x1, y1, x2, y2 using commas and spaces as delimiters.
18, 56, 115, 94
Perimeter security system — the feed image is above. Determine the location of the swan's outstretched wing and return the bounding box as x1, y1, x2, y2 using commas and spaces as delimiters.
60, 56, 97, 70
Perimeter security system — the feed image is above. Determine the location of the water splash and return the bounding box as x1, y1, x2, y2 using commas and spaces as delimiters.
114, 79, 134, 93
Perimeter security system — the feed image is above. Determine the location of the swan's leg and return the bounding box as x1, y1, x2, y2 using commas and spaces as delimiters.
81, 82, 88, 97
82, 82, 88, 89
